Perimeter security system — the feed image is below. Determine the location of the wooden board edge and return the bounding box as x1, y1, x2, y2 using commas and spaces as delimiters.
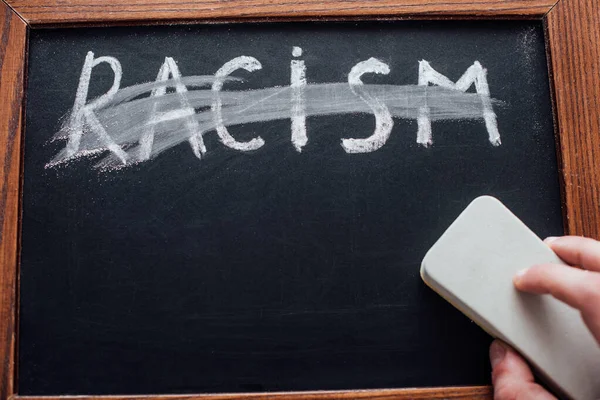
5, 0, 554, 26
13, 386, 493, 400
0, 15, 554, 31
0, 2, 27, 400
546, 0, 600, 238
542, 11, 569, 234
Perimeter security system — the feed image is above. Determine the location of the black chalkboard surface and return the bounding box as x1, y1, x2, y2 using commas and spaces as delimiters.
20, 20, 563, 395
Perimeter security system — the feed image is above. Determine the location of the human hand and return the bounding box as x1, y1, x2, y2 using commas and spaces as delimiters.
490, 236, 600, 399
514, 236, 600, 344
490, 340, 556, 400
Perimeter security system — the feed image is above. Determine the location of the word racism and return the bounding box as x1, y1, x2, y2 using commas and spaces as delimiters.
48, 47, 502, 170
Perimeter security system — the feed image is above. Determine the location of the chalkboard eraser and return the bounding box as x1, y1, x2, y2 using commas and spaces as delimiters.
421, 196, 600, 400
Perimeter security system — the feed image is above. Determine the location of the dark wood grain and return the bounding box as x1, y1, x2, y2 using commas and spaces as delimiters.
6, 0, 557, 26
546, 0, 600, 238
0, 2, 26, 400
14, 386, 492, 400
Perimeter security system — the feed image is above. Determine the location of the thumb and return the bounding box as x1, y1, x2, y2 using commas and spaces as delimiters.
490, 340, 556, 400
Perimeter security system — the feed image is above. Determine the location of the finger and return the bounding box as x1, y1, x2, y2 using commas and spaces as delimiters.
514, 263, 600, 344
514, 263, 600, 310
545, 236, 600, 272
490, 340, 556, 400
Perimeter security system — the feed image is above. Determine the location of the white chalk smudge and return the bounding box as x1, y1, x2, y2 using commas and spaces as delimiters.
84, 108, 128, 164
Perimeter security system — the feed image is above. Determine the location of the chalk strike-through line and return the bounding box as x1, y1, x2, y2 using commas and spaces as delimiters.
48, 49, 503, 170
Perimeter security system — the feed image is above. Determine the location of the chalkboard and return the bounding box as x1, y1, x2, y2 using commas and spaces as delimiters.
20, 20, 563, 395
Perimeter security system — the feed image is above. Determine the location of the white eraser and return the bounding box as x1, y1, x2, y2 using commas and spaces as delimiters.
421, 196, 600, 400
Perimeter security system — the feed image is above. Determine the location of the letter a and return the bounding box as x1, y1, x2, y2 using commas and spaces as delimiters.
141, 57, 205, 161
291, 46, 307, 152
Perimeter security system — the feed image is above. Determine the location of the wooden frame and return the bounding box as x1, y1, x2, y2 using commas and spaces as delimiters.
1, 0, 599, 398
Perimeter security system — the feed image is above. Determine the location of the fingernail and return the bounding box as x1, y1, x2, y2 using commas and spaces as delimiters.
544, 236, 558, 244
490, 341, 506, 368
513, 268, 528, 286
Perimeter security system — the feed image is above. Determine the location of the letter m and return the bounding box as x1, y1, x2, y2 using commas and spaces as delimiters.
417, 60, 501, 147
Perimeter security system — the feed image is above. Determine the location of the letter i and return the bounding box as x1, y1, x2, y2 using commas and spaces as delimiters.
291, 46, 307, 152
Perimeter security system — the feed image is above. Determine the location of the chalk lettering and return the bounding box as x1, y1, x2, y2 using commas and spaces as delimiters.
417, 60, 500, 147
62, 51, 127, 165
48, 51, 503, 170
341, 58, 393, 154
291, 46, 308, 152
212, 56, 265, 152
142, 57, 206, 161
